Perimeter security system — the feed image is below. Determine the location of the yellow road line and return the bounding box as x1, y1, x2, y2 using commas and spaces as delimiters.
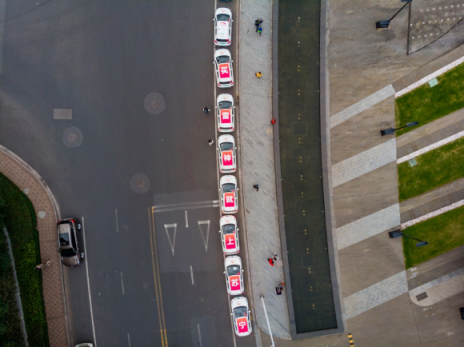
150, 207, 169, 347
148, 207, 167, 347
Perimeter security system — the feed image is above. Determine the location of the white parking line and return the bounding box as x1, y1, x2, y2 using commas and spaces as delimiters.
190, 265, 195, 285
164, 223, 177, 256
120, 272, 125, 294
127, 333, 131, 347
185, 210, 188, 228
82, 217, 97, 347
115, 208, 119, 233
197, 323, 202, 346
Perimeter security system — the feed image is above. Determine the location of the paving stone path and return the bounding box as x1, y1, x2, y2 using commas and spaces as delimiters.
0, 145, 69, 347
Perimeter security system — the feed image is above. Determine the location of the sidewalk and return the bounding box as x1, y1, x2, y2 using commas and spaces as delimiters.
238, 0, 291, 340
0, 145, 69, 347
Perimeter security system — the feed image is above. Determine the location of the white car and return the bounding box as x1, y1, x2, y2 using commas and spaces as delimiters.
218, 135, 236, 173
214, 49, 234, 88
219, 215, 240, 255
214, 8, 232, 46
224, 255, 244, 295
220, 175, 238, 214
231, 296, 252, 337
216, 94, 235, 132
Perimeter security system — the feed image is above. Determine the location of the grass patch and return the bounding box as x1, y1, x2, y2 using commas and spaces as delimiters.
395, 62, 464, 136
398, 136, 464, 201
403, 204, 464, 269
0, 173, 48, 347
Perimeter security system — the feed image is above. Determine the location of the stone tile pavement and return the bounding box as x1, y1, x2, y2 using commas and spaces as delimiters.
335, 203, 400, 250
331, 138, 397, 187
237, 0, 291, 340
0, 145, 69, 347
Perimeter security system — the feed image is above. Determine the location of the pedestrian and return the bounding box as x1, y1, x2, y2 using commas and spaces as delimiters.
208, 139, 214, 146
270, 118, 276, 125
258, 26, 263, 36
267, 258, 275, 266
276, 286, 282, 295
255, 72, 263, 78
35, 260, 51, 271
253, 184, 259, 192
273, 253, 279, 262
254, 18, 263, 32
203, 107, 210, 114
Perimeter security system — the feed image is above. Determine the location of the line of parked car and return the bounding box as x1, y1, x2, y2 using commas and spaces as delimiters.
214, 7, 252, 338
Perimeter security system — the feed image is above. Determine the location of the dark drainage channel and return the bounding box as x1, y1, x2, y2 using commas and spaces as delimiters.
277, 0, 342, 338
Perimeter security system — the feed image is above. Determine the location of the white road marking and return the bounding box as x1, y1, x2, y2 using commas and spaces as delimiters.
115, 208, 119, 233
190, 265, 195, 285
127, 333, 131, 347
120, 272, 125, 294
185, 210, 188, 228
164, 223, 177, 256
197, 323, 202, 346
153, 200, 219, 213
198, 221, 211, 252
82, 217, 97, 347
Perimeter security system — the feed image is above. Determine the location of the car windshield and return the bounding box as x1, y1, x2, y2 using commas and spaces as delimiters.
216, 55, 229, 64
222, 224, 235, 234
217, 14, 230, 21
227, 265, 240, 276
59, 233, 70, 247
60, 247, 76, 257
222, 183, 235, 193
234, 306, 248, 317
219, 101, 232, 109
220, 142, 233, 151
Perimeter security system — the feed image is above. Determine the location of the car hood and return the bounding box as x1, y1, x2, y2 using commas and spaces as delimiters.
62, 255, 80, 267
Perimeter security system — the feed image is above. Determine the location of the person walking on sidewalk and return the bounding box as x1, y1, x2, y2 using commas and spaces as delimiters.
267, 258, 275, 266
255, 18, 263, 32
35, 260, 52, 271
253, 184, 259, 192
255, 72, 263, 78
203, 107, 210, 114
258, 26, 263, 36
273, 253, 279, 262
208, 139, 214, 146
270, 118, 276, 125
276, 286, 282, 295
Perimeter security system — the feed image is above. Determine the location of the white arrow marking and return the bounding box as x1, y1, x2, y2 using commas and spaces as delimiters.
164, 223, 177, 256
198, 220, 210, 252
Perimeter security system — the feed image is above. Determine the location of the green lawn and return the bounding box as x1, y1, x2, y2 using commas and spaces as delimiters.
0, 173, 48, 347
398, 136, 464, 201
403, 204, 464, 269
395, 62, 464, 136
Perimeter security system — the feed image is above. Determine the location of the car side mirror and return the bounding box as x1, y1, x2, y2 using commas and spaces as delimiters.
231, 60, 234, 63
237, 188, 239, 191
230, 313, 233, 316
218, 230, 221, 233
242, 269, 244, 272
237, 228, 239, 231
235, 147, 237, 149
223, 271, 226, 274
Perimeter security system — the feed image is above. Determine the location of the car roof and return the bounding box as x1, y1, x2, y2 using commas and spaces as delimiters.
218, 134, 235, 145
220, 175, 237, 185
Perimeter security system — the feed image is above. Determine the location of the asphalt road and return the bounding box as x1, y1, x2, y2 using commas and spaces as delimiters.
0, 0, 256, 346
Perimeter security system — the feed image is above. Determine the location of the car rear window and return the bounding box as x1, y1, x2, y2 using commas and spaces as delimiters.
60, 248, 76, 257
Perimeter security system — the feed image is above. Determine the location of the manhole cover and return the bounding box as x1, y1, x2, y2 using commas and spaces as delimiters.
294, 122, 306, 136
63, 127, 83, 148
130, 173, 150, 194
144, 93, 166, 115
